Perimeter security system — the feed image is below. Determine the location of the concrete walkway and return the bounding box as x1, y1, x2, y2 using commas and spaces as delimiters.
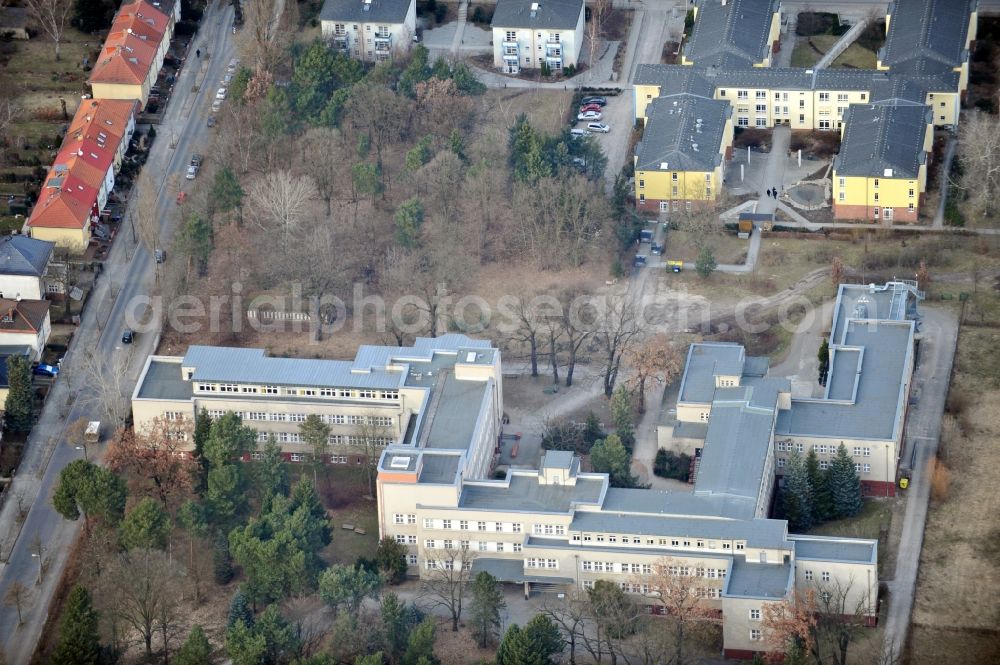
882, 307, 958, 661
450, 0, 468, 56
932, 137, 957, 229
753, 125, 792, 215
716, 229, 761, 274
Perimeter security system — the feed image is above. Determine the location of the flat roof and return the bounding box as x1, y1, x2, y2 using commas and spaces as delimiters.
791, 536, 877, 564
471, 557, 574, 585
602, 487, 757, 521
418, 453, 462, 484
677, 343, 745, 404
725, 557, 792, 599
458, 473, 605, 513
694, 396, 775, 503
422, 373, 490, 450
136, 358, 192, 400
570, 512, 789, 550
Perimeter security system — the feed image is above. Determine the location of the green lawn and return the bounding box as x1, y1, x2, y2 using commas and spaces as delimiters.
790, 34, 877, 70
808, 499, 893, 576
305, 467, 381, 566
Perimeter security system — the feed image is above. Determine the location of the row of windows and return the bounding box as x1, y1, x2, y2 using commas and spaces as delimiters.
393, 513, 417, 525
725, 90, 864, 103
503, 30, 562, 42
253, 430, 391, 447
776, 458, 871, 473
423, 519, 523, 533
425, 559, 473, 571
195, 383, 398, 401
525, 558, 558, 569
424, 540, 523, 553
248, 452, 353, 464
804, 570, 832, 582
574, 533, 742, 552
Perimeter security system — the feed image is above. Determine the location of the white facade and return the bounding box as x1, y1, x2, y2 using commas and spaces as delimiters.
321, 0, 416, 62
0, 274, 46, 301
492, 7, 585, 73
0, 311, 51, 361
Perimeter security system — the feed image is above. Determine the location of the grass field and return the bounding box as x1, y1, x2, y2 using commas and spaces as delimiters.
908, 325, 1000, 664
313, 467, 381, 565
790, 34, 877, 70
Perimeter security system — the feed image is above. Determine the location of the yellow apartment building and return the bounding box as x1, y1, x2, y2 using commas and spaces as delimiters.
832, 103, 933, 223
633, 93, 733, 212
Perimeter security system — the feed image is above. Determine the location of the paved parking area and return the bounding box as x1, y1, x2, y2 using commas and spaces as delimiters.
586, 94, 634, 186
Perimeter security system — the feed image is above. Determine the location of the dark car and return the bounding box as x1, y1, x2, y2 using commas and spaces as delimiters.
581, 96, 607, 106
33, 363, 59, 377
154, 248, 166, 263
122, 329, 134, 344
207, 116, 216, 128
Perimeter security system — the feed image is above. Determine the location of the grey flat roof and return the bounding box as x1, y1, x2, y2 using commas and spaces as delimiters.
694, 398, 775, 502
183, 346, 404, 390
422, 373, 489, 450
355, 334, 494, 372
0, 235, 53, 277
672, 421, 708, 441
880, 0, 973, 69
826, 347, 860, 401
418, 454, 462, 484
791, 536, 877, 564
725, 557, 792, 599
831, 282, 915, 344
136, 359, 193, 400
684, 0, 777, 66
525, 536, 736, 561
602, 487, 757, 521
542, 450, 575, 470
472, 557, 574, 585
834, 103, 930, 179
458, 473, 605, 513
570, 512, 789, 550
777, 321, 913, 440
491, 0, 583, 30
635, 94, 730, 173
319, 0, 411, 24
678, 343, 745, 404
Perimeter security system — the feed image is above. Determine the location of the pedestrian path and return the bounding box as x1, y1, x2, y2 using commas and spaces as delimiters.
451, 0, 468, 56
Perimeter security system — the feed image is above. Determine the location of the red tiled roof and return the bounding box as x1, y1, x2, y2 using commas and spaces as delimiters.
27, 180, 96, 230
66, 98, 138, 143
88, 0, 170, 87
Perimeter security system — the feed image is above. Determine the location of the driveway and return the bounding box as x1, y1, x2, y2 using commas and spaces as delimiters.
0, 4, 239, 661
768, 299, 835, 398
590, 95, 634, 187
882, 306, 958, 660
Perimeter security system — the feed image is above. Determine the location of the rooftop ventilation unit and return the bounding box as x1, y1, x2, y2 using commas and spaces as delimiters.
389, 456, 410, 469
883, 168, 893, 177
465, 351, 477, 363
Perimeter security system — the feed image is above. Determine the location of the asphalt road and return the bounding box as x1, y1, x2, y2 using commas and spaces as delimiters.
0, 4, 236, 662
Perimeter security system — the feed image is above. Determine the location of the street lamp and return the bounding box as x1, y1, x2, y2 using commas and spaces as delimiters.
31, 549, 43, 585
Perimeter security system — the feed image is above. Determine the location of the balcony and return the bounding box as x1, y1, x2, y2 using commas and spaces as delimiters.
332, 36, 349, 52
374, 32, 392, 42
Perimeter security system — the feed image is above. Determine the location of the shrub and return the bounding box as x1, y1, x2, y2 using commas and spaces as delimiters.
929, 457, 951, 502
654, 449, 691, 481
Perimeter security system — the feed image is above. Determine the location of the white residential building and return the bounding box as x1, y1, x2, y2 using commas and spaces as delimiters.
0, 236, 55, 300
491, 0, 585, 74
320, 0, 416, 62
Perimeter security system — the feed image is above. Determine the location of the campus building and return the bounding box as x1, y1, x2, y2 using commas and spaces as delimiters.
632, 0, 976, 219
320, 0, 417, 63
131, 335, 502, 467
681, 0, 782, 69
490, 0, 585, 74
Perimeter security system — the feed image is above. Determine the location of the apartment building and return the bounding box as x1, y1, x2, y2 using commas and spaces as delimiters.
832, 103, 933, 223
631, 0, 975, 220
320, 0, 416, 63
0, 235, 55, 301
131, 335, 502, 468
490, 0, 585, 74
633, 93, 733, 212
682, 0, 782, 69
88, 0, 174, 106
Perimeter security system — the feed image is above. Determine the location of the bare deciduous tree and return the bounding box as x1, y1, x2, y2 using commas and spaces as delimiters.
558, 287, 595, 388
595, 287, 641, 397
4, 581, 29, 625
351, 413, 392, 498
586, 0, 610, 68
420, 547, 476, 632
24, 0, 73, 60
298, 127, 346, 217
645, 558, 724, 665
539, 589, 590, 665
955, 108, 1000, 222
79, 351, 132, 428
246, 170, 318, 249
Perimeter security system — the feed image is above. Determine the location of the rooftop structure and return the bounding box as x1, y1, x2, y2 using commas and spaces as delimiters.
319, 0, 413, 25
834, 104, 933, 179
491, 0, 584, 30
635, 94, 731, 173
683, 0, 780, 68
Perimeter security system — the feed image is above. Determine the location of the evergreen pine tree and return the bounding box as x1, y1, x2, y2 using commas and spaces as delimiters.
228, 588, 255, 629
805, 449, 834, 522
174, 625, 213, 665
4, 355, 34, 432
214, 530, 234, 584
817, 339, 830, 386
609, 386, 635, 451
51, 585, 100, 665
469, 572, 506, 648
828, 444, 863, 518
782, 449, 814, 531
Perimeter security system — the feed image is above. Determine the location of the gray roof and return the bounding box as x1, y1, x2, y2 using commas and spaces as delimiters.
869, 74, 930, 105
880, 0, 973, 69
684, 0, 778, 66
633, 64, 716, 97
542, 450, 575, 470
418, 453, 462, 484
136, 359, 193, 400
0, 235, 53, 277
525, 535, 736, 561
776, 321, 914, 440
491, 0, 583, 30
319, 0, 412, 24
694, 391, 778, 503
725, 557, 792, 599
638, 64, 882, 94
422, 373, 490, 450
831, 282, 916, 343
834, 103, 930, 179
183, 346, 405, 390
602, 487, 757, 521
458, 472, 605, 513
678, 343, 745, 404
635, 94, 730, 173
790, 536, 877, 564
671, 421, 708, 441
570, 512, 789, 550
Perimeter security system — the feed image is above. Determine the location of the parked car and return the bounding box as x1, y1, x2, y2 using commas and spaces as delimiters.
211, 99, 223, 112
222, 73, 233, 85
121, 329, 134, 344
186, 165, 198, 179
191, 154, 203, 166
33, 363, 59, 377
207, 116, 216, 128
581, 96, 607, 106
154, 248, 166, 263
227, 59, 239, 74
651, 242, 663, 255
587, 122, 610, 133
215, 87, 227, 100
577, 111, 602, 121
579, 103, 602, 114
570, 128, 588, 138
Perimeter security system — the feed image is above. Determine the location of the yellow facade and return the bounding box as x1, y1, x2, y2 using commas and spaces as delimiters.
89, 81, 150, 107
29, 226, 90, 252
